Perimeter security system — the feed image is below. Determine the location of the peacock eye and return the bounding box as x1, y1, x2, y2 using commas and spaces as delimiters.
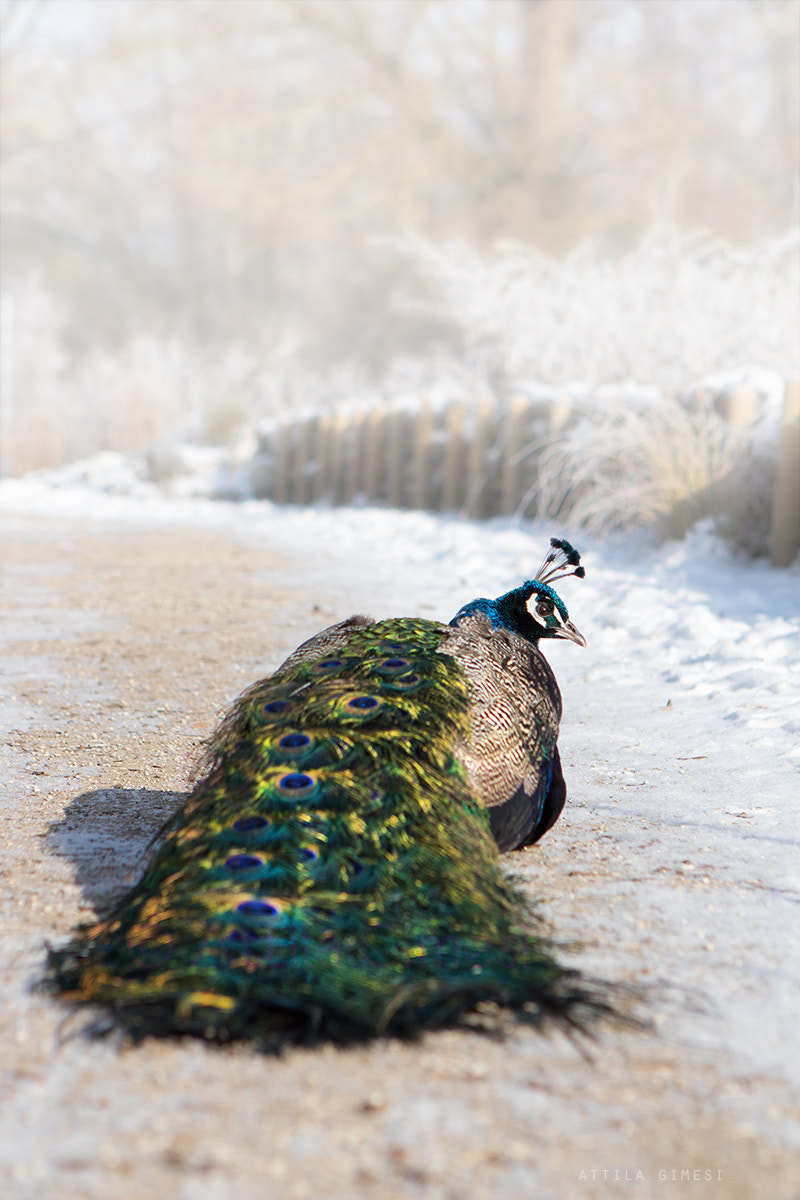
536, 600, 554, 617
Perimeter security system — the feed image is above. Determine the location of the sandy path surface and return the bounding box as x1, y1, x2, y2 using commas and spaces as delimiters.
1, 511, 798, 1200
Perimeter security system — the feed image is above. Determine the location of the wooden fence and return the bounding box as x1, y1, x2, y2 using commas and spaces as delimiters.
246, 394, 575, 520
242, 382, 800, 566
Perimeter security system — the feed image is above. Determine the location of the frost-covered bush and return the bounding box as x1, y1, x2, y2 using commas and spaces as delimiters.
531, 390, 781, 552
401, 226, 800, 391
0, 277, 284, 472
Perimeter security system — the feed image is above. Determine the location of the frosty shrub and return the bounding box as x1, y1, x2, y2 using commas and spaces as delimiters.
531, 392, 777, 549
0, 276, 276, 472
67, 339, 272, 459
401, 226, 800, 390
1, 278, 69, 474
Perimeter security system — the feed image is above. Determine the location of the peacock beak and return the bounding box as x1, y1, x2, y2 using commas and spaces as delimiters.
557, 620, 587, 648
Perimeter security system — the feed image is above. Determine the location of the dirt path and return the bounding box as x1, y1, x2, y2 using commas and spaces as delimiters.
1, 511, 797, 1200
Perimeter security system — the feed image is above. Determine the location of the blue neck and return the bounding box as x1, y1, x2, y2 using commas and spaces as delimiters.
450, 585, 541, 644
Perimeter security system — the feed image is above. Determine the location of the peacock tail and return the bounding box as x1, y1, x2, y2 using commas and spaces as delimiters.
46, 613, 606, 1045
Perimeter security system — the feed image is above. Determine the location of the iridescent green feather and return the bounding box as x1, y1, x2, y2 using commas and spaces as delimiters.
47, 617, 604, 1044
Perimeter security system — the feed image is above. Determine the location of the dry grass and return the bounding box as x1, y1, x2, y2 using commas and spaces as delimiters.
533, 395, 756, 541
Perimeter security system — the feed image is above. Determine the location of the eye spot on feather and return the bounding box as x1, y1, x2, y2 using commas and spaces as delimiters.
233, 815, 270, 833
279, 732, 311, 748
276, 732, 313, 758
375, 657, 412, 675
345, 695, 380, 710
311, 658, 344, 674
225, 854, 264, 871
236, 900, 279, 918
259, 700, 292, 719
297, 846, 319, 863
278, 772, 318, 798
384, 673, 422, 692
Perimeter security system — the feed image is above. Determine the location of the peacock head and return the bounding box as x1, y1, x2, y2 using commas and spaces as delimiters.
518, 578, 586, 646
451, 538, 587, 647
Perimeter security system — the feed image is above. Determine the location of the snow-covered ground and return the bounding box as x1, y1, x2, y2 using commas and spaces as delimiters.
1, 455, 799, 1196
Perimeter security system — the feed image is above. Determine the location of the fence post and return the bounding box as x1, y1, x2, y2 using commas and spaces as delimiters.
719, 386, 760, 427
363, 407, 383, 503
309, 415, 325, 502
770, 379, 800, 567
328, 411, 348, 505
293, 417, 310, 505
320, 414, 334, 501
304, 415, 319, 502
501, 395, 528, 514
274, 422, 289, 503
463, 399, 493, 518
413, 398, 433, 510
343, 412, 363, 504
386, 409, 404, 508
548, 394, 573, 433
442, 402, 465, 511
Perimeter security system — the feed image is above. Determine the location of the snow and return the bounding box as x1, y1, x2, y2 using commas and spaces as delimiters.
1, 454, 799, 1155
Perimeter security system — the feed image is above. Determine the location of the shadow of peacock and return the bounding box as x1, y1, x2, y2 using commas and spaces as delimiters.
47, 539, 618, 1045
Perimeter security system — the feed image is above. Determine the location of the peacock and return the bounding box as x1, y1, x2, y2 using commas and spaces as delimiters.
47, 538, 607, 1045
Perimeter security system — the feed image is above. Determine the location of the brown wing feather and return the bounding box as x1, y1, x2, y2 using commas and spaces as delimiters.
441, 614, 562, 850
